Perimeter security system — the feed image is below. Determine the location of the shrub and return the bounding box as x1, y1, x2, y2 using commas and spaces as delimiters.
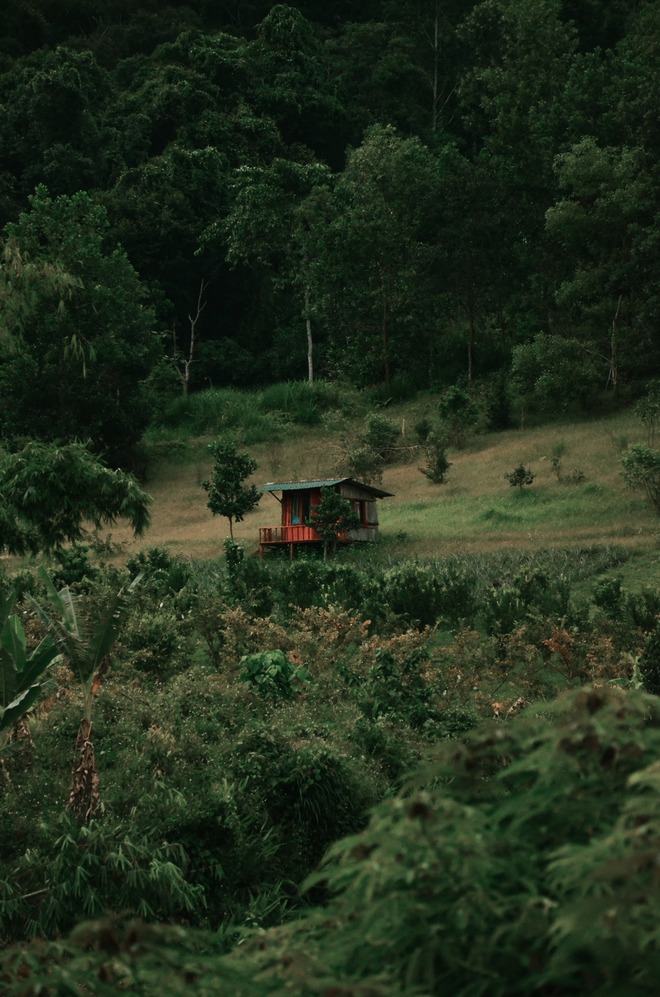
223, 541, 274, 617
120, 608, 186, 677
363, 414, 400, 461
126, 546, 191, 597
621, 443, 660, 513
418, 431, 452, 483
593, 577, 660, 646
227, 686, 660, 996
374, 561, 476, 630
638, 623, 660, 695
343, 443, 384, 484
437, 384, 477, 447
238, 650, 311, 700
0, 813, 204, 942
355, 648, 439, 730
480, 569, 573, 635
505, 464, 535, 490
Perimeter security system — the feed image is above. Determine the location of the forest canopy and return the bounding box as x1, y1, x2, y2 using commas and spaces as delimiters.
0, 0, 658, 463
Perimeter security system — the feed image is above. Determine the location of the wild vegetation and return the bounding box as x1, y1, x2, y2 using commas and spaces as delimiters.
0, 387, 658, 992
1, 1, 659, 992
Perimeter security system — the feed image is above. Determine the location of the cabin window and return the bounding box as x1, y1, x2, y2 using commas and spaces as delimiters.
291, 492, 311, 525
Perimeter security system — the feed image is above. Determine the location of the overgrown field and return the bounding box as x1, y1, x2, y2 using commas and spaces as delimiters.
1, 385, 659, 994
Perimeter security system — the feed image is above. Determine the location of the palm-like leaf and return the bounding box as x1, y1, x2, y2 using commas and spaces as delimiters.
1, 590, 59, 741
31, 568, 141, 687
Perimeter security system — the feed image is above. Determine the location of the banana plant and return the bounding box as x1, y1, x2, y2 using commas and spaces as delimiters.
1, 588, 60, 759
31, 568, 141, 821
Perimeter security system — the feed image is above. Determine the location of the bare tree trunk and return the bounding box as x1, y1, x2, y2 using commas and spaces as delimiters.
467, 279, 476, 383
431, 2, 439, 131
607, 295, 622, 391
304, 286, 314, 383
382, 291, 391, 386
172, 279, 208, 396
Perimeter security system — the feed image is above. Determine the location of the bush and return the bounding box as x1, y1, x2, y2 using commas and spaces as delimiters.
121, 608, 186, 676
374, 561, 476, 629
239, 650, 311, 700
418, 431, 452, 483
505, 464, 535, 490
224, 686, 660, 996
363, 414, 400, 461
638, 624, 660, 695
480, 569, 573, 635
437, 384, 477, 447
621, 443, 660, 513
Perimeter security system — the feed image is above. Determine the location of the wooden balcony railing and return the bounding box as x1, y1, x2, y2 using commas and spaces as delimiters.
259, 525, 321, 544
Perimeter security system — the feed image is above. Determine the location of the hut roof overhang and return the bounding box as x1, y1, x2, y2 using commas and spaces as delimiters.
261, 477, 393, 499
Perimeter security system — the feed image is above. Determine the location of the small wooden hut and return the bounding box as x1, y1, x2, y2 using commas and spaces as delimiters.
258, 477, 393, 558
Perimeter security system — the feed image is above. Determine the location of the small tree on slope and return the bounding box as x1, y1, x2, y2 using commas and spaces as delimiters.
202, 441, 261, 540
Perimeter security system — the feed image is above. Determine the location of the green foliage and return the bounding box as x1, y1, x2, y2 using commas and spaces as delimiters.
356, 648, 438, 730
32, 568, 141, 820
343, 443, 385, 485
0, 187, 158, 465
271, 558, 328, 611
260, 380, 345, 426
637, 381, 660, 445
0, 441, 151, 555
621, 443, 660, 514
639, 623, 660, 696
437, 384, 478, 447
306, 486, 361, 559
202, 440, 261, 538
505, 464, 535, 490
121, 608, 185, 678
418, 432, 452, 484
373, 561, 476, 630
0, 589, 58, 752
0, 813, 204, 941
154, 389, 278, 441
480, 568, 574, 635
239, 650, 311, 701
50, 544, 100, 591
510, 334, 601, 413
126, 546, 191, 599
594, 577, 660, 648
232, 686, 660, 996
362, 414, 400, 462
223, 540, 273, 617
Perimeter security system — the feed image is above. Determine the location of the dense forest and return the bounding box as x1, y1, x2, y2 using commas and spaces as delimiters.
1, 0, 659, 466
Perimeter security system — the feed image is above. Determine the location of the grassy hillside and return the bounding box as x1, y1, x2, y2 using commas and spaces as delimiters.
113, 389, 658, 590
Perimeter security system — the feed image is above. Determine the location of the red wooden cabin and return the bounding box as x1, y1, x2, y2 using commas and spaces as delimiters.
258, 478, 393, 558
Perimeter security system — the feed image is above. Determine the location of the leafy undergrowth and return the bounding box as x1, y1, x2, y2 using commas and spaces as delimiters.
1, 541, 659, 992
3, 686, 660, 995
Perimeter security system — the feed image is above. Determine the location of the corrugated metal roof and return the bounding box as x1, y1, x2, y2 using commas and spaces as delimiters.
261, 477, 393, 498
262, 478, 343, 492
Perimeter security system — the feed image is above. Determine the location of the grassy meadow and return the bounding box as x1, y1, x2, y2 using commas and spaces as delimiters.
115, 387, 658, 589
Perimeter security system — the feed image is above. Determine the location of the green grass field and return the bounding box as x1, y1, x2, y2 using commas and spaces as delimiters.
125, 391, 659, 591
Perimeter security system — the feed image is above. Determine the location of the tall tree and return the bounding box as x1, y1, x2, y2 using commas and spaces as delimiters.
0, 186, 159, 466
214, 157, 331, 383
317, 124, 444, 386
545, 137, 658, 386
